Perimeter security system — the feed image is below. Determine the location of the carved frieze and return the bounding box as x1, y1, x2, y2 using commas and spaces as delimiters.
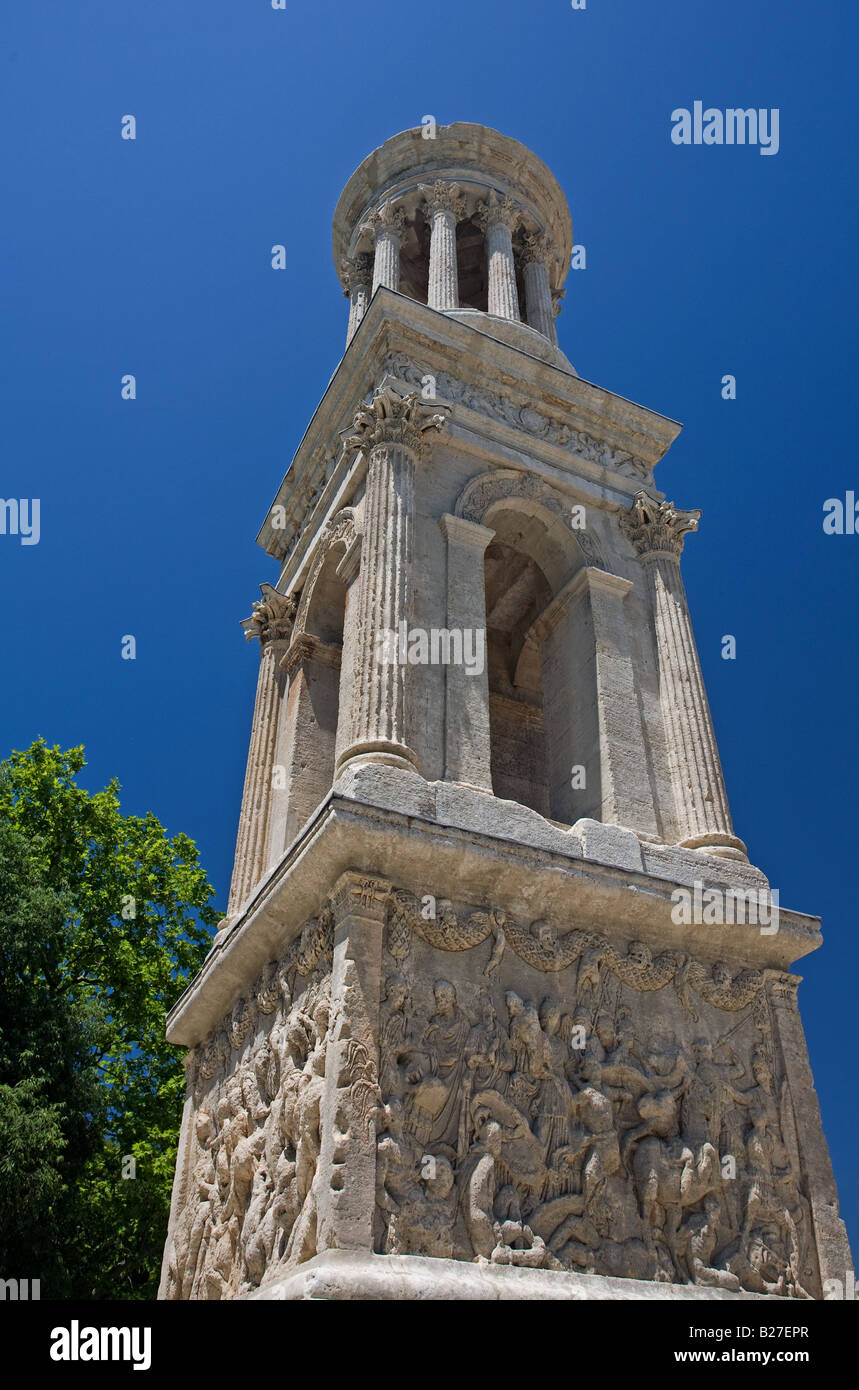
383, 352, 652, 480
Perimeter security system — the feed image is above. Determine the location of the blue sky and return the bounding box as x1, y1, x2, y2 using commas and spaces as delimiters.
2, 1, 857, 1254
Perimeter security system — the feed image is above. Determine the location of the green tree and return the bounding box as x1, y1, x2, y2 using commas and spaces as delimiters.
0, 740, 218, 1298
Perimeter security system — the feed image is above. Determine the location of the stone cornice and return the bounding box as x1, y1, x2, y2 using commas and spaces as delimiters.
255, 291, 682, 567
165, 778, 820, 1045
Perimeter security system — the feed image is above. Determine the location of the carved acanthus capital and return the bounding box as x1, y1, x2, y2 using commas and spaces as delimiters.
620, 491, 701, 560
419, 180, 466, 222
241, 584, 297, 647
344, 386, 446, 457
360, 200, 406, 244
521, 230, 555, 267
341, 253, 373, 295
475, 190, 522, 234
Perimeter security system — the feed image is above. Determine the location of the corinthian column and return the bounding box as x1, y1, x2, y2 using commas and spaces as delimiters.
522, 232, 558, 343
341, 253, 373, 347
363, 201, 406, 295
420, 180, 465, 310
621, 493, 747, 860
228, 585, 297, 916
335, 387, 446, 774
477, 192, 521, 321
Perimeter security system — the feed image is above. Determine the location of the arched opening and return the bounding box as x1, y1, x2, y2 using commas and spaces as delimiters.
484, 539, 551, 815
481, 500, 599, 826
280, 545, 348, 846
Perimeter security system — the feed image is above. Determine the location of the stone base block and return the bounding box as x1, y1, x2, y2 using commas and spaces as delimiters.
248, 1250, 775, 1302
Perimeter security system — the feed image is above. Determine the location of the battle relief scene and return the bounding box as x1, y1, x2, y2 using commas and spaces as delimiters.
163, 891, 817, 1301
159, 122, 853, 1301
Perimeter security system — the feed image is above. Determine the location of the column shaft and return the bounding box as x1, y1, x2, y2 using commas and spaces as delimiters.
622, 494, 745, 858
523, 255, 557, 342
228, 638, 289, 915
372, 229, 400, 294
645, 554, 734, 845
336, 388, 445, 773
427, 207, 459, 310
486, 218, 520, 320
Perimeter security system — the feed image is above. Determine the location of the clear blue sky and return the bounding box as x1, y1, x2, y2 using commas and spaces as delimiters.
2, 1, 857, 1255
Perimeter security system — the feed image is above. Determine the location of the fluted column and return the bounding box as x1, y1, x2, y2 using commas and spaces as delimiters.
420, 181, 465, 310
621, 493, 746, 860
335, 387, 446, 774
228, 586, 296, 916
522, 232, 558, 343
363, 201, 406, 295
342, 253, 373, 347
477, 191, 521, 321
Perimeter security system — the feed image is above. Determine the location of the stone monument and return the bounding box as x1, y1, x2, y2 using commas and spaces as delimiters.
159, 123, 852, 1300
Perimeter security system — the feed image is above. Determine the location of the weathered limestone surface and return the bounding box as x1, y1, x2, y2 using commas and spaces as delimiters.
161, 123, 852, 1301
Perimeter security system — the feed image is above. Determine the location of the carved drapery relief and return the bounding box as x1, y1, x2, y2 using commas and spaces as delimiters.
383, 352, 653, 481
376, 890, 816, 1298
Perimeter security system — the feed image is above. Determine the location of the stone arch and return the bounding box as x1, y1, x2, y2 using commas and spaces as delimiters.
293, 508, 359, 637
268, 508, 361, 858
456, 471, 606, 824
455, 468, 605, 573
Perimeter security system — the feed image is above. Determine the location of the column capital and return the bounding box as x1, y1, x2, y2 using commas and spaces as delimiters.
521, 230, 555, 267
476, 189, 522, 234
419, 179, 466, 222
360, 199, 406, 244
341, 252, 373, 296
439, 513, 495, 550
345, 386, 446, 457
240, 584, 297, 648
620, 491, 701, 561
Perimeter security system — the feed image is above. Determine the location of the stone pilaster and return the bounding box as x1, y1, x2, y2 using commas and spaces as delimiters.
765, 971, 854, 1295
477, 192, 521, 322
315, 872, 390, 1257
621, 493, 746, 859
363, 202, 406, 295
439, 513, 495, 791
521, 232, 558, 344
342, 253, 373, 347
526, 566, 659, 834
420, 181, 465, 311
336, 388, 446, 774
228, 586, 296, 916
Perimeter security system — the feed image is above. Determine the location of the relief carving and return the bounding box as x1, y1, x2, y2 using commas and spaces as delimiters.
374, 888, 816, 1298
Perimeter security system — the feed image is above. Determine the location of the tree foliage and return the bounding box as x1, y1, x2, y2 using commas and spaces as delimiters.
0, 740, 218, 1297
